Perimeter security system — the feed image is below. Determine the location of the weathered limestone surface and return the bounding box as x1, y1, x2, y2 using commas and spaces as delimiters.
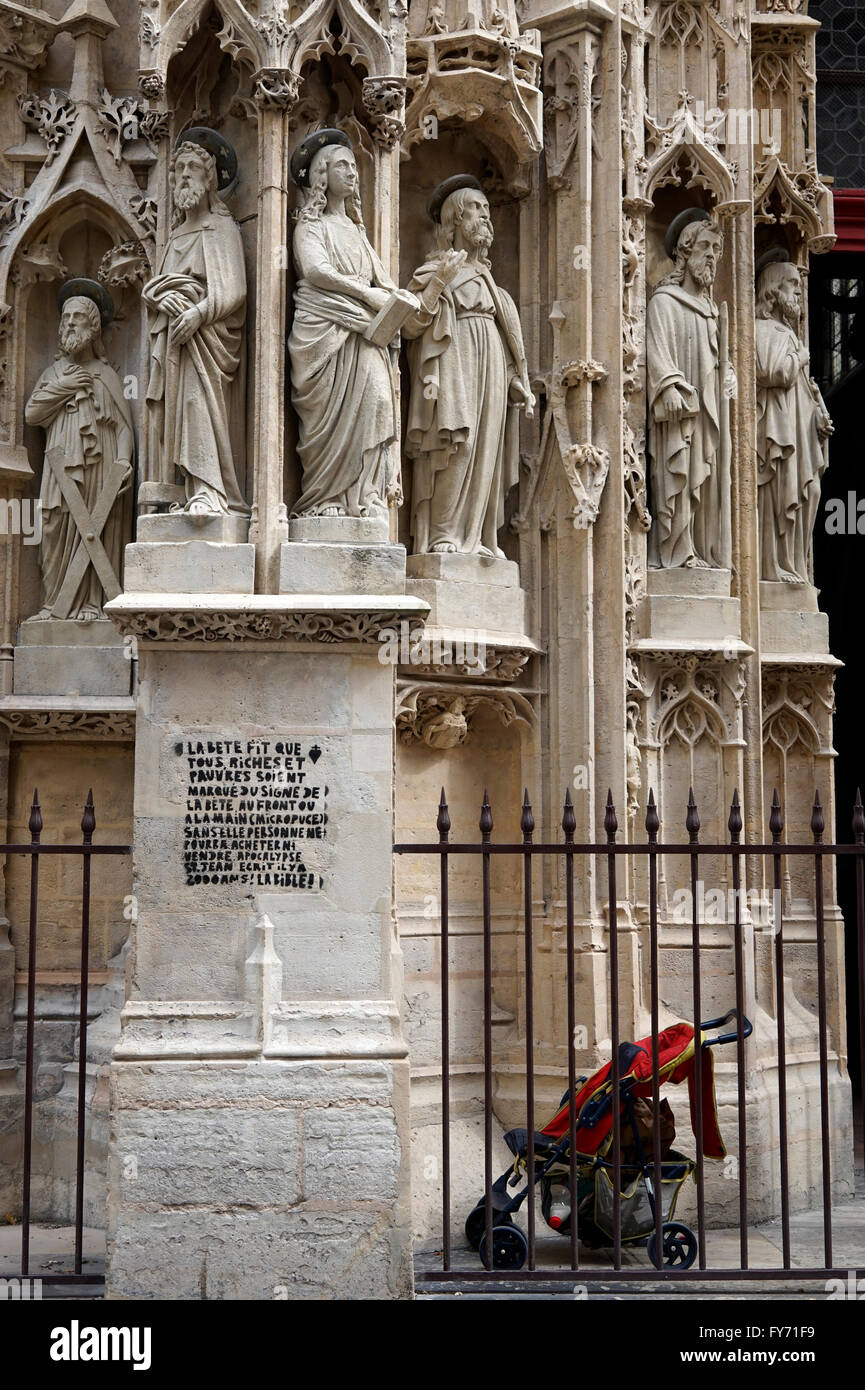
0, 0, 851, 1299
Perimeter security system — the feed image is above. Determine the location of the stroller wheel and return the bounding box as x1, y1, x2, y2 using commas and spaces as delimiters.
479, 1225, 528, 1271
465, 1203, 511, 1251
647, 1221, 698, 1270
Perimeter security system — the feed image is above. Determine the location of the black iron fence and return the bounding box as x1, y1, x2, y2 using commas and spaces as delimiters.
3, 790, 131, 1286
395, 784, 865, 1286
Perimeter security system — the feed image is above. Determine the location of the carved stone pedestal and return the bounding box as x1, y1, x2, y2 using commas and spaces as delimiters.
136, 513, 251, 545
406, 553, 527, 639
103, 584, 426, 1299
14, 618, 131, 697
123, 542, 256, 595
760, 581, 831, 657
279, 542, 406, 597
639, 566, 741, 645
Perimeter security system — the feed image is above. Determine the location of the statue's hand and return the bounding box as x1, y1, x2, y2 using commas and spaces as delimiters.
63, 365, 93, 395
656, 383, 689, 421
509, 379, 533, 413
160, 291, 189, 319
434, 249, 467, 286
170, 306, 201, 346
364, 286, 391, 313
723, 363, 738, 400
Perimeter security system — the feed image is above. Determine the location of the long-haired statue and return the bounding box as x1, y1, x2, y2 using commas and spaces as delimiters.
403, 175, 534, 557
142, 129, 248, 518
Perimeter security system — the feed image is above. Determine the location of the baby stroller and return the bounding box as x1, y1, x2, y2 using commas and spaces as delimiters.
465, 1010, 751, 1270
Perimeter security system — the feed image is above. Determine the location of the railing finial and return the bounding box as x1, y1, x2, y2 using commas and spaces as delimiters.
769, 788, 783, 843
81, 789, 95, 841
686, 787, 700, 843
645, 788, 659, 841
853, 788, 865, 845
604, 788, 617, 842
479, 789, 493, 841
562, 787, 576, 842
28, 789, 42, 839
437, 787, 450, 841
811, 790, 825, 844
728, 788, 742, 843
520, 788, 534, 841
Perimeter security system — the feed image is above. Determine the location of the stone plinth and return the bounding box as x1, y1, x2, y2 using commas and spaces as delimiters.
406, 553, 526, 638
136, 512, 250, 544
103, 589, 425, 1300
279, 541, 405, 596
638, 566, 741, 644
123, 542, 256, 595
759, 581, 831, 657
14, 618, 131, 697
289, 515, 390, 545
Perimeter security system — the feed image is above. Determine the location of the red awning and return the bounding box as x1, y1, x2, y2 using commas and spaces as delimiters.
833, 189, 865, 253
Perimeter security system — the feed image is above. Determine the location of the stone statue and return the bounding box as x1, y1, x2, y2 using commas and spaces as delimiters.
647, 209, 736, 570
25, 281, 133, 621
288, 129, 431, 521
755, 255, 832, 584
404, 175, 534, 556
142, 129, 248, 517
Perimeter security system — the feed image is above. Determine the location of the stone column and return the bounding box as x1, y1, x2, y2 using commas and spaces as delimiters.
104, 584, 425, 1298
248, 74, 296, 593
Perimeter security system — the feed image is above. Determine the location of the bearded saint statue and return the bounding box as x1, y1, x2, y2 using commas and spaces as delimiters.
25, 282, 133, 620
142, 129, 248, 517
403, 175, 534, 557
647, 208, 736, 570
755, 254, 832, 584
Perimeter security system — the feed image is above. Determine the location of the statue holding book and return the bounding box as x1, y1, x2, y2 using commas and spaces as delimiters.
288, 129, 463, 520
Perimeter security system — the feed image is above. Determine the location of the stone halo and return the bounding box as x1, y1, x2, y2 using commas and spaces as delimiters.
755, 246, 791, 281
57, 278, 114, 326
428, 174, 483, 224
664, 206, 712, 260
290, 128, 353, 188
174, 126, 238, 194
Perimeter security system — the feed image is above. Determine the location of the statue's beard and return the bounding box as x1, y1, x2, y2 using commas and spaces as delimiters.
689, 255, 717, 290
473, 227, 492, 249
60, 326, 93, 356
174, 179, 207, 212
780, 297, 800, 331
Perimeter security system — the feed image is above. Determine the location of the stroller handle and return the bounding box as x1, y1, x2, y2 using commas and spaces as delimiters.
700, 1009, 753, 1048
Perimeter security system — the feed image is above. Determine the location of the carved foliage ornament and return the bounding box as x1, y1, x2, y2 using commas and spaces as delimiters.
108, 609, 426, 645
18, 89, 76, 162
0, 709, 135, 740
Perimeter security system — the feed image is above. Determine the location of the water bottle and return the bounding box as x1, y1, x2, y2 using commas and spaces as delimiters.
548, 1188, 571, 1230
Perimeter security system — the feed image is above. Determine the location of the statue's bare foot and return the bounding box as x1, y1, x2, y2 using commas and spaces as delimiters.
77, 605, 100, 623
431, 541, 457, 554
684, 555, 711, 569
319, 506, 346, 517
187, 497, 219, 517
779, 569, 802, 584
31, 607, 53, 622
